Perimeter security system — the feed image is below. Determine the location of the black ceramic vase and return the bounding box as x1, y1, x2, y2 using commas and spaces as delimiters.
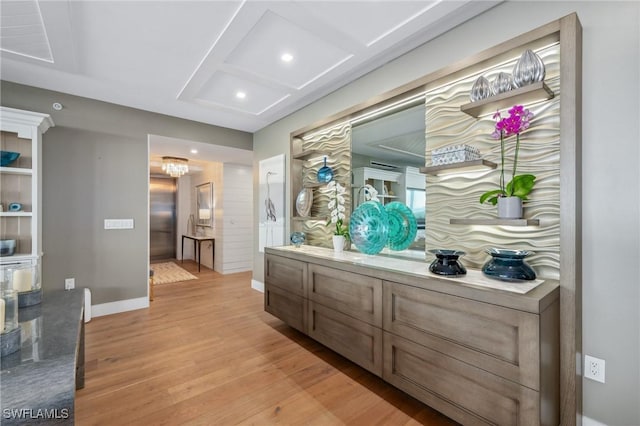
428, 249, 467, 276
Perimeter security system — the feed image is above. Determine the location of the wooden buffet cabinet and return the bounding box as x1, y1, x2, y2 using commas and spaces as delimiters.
265, 246, 560, 425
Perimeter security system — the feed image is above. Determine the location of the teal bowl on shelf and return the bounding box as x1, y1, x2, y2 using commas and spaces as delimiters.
0, 239, 16, 256
349, 201, 389, 255
1, 151, 20, 167
8, 203, 22, 212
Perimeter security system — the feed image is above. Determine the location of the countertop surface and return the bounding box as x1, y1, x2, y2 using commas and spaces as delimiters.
269, 245, 546, 294
266, 245, 559, 313
1, 289, 84, 425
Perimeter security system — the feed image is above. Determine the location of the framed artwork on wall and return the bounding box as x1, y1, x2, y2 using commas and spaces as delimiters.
259, 154, 285, 252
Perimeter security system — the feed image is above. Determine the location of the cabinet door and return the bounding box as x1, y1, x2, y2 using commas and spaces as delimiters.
383, 280, 540, 390
264, 254, 307, 297
384, 332, 540, 426
308, 264, 382, 327
264, 283, 306, 333
308, 301, 382, 376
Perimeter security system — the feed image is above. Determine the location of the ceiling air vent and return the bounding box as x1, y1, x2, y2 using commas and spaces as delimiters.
370, 161, 399, 170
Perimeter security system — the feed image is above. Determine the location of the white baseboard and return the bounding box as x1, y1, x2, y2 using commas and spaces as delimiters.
583, 416, 607, 426
222, 266, 253, 274
91, 296, 149, 317
251, 279, 264, 293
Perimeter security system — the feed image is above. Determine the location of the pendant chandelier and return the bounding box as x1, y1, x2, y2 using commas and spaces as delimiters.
161, 156, 189, 177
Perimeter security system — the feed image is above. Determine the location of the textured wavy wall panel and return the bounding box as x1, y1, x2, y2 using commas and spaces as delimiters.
300, 123, 352, 249
425, 44, 560, 279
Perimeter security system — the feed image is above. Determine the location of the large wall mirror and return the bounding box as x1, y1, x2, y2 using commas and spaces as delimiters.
196, 182, 213, 227
351, 100, 426, 251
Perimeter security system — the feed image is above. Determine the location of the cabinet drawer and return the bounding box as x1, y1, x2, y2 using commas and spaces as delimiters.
265, 283, 306, 333
384, 333, 540, 426
265, 254, 307, 297
308, 301, 382, 376
383, 281, 540, 389
308, 264, 382, 327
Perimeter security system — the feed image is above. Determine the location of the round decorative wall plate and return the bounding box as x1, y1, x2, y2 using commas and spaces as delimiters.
295, 188, 313, 217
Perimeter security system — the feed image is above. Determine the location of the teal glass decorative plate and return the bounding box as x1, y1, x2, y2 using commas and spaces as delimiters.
349, 201, 389, 255
384, 202, 417, 251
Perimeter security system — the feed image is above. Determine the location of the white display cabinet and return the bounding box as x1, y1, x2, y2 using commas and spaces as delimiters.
0, 107, 53, 271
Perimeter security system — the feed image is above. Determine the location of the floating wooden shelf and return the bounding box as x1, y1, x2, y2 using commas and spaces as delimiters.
303, 180, 350, 189
292, 150, 329, 161
420, 159, 497, 175
460, 81, 554, 118
450, 218, 540, 226
292, 216, 327, 222
303, 182, 326, 188
0, 166, 32, 175
0, 212, 33, 217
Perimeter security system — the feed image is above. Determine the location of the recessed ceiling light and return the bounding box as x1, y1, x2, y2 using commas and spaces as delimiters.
190, 149, 198, 154
236, 91, 246, 99
281, 53, 294, 63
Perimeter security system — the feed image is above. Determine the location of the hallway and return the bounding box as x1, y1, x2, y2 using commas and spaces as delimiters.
76, 261, 457, 425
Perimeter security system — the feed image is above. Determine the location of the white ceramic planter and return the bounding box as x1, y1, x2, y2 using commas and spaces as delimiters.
497, 196, 523, 219
332, 235, 345, 252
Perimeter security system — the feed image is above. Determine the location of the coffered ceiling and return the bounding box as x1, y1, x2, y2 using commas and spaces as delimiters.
0, 0, 499, 134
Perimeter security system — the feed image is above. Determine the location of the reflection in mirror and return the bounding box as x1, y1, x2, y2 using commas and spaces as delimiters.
196, 182, 213, 227
351, 102, 426, 252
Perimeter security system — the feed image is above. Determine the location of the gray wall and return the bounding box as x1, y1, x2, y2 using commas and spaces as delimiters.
252, 2, 639, 424
42, 127, 148, 302
1, 81, 252, 305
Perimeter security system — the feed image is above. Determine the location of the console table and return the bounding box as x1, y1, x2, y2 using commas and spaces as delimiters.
181, 235, 215, 272
264, 245, 560, 425
1, 289, 85, 425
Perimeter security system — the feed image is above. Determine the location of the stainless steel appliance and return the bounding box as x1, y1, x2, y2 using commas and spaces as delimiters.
149, 176, 176, 260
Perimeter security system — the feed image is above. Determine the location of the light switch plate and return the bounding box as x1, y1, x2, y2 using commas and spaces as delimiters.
104, 219, 134, 230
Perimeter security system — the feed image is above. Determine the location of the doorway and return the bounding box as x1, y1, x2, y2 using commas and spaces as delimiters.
150, 176, 177, 261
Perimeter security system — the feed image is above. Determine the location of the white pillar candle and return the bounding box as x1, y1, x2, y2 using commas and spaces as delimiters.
0, 298, 5, 332
13, 268, 32, 292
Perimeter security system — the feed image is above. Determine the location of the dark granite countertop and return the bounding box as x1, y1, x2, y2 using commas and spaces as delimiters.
1, 289, 85, 425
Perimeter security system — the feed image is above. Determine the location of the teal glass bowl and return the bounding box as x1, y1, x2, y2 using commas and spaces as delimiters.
1, 151, 20, 167
349, 201, 389, 255
290, 232, 305, 247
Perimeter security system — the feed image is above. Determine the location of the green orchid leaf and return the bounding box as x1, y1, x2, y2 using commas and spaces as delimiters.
479, 189, 505, 205
506, 174, 536, 199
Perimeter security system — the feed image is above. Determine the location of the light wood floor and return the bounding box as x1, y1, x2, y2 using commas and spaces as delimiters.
76, 260, 458, 426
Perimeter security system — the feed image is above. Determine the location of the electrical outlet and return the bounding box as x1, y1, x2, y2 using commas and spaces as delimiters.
584, 355, 605, 383
65, 278, 75, 290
